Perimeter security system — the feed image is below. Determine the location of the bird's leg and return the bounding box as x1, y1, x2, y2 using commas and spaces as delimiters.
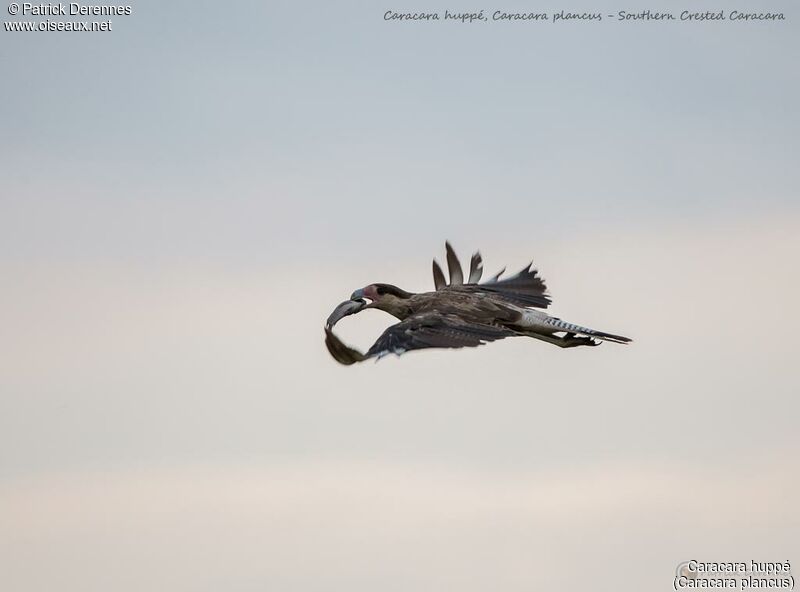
524, 331, 599, 348
522, 332, 568, 347
560, 332, 600, 347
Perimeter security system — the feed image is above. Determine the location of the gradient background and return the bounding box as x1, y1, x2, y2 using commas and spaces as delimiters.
1, 1, 798, 590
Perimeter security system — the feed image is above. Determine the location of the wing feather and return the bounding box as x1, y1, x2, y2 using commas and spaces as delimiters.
432, 259, 447, 290
489, 267, 505, 282
445, 241, 464, 286
468, 252, 483, 284
432, 243, 551, 308
478, 263, 550, 308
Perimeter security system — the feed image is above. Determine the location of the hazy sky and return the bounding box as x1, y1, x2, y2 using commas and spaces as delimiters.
1, 1, 798, 591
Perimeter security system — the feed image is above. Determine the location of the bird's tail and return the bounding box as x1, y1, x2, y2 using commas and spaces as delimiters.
550, 318, 632, 344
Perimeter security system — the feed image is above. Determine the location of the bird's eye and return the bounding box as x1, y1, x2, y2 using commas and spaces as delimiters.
375, 287, 386, 296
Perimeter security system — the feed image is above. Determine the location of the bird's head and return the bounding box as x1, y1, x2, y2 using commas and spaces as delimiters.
350, 283, 413, 318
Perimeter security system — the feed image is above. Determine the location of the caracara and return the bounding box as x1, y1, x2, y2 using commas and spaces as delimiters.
325, 242, 631, 365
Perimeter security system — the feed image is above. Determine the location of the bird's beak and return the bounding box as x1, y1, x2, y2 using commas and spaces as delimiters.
350, 288, 365, 301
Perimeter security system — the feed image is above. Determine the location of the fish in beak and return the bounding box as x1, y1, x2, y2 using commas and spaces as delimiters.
325, 297, 367, 329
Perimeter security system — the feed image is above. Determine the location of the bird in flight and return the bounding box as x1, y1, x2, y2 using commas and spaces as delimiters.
325, 242, 631, 365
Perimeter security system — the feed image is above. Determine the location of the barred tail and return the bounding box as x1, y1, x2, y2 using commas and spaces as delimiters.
547, 318, 632, 344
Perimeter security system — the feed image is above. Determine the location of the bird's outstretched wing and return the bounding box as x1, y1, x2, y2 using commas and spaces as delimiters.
432, 242, 551, 309
325, 313, 514, 365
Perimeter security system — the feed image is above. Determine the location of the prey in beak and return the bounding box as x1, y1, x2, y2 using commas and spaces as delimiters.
325, 297, 367, 329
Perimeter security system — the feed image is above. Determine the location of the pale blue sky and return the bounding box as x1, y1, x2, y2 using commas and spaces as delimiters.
2, 0, 797, 265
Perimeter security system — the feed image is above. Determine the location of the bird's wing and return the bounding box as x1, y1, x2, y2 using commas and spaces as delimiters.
325, 313, 514, 364
367, 313, 513, 358
431, 242, 551, 309
473, 263, 551, 308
